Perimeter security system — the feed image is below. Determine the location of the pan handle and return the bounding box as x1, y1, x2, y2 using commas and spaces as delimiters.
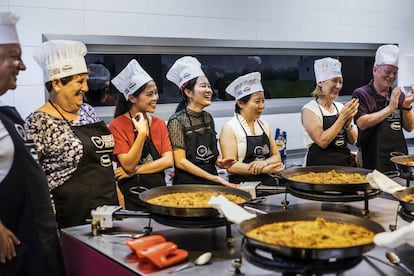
383, 171, 400, 179
390, 152, 405, 157
245, 196, 266, 204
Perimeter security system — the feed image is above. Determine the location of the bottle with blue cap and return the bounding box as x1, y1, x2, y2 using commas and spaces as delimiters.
274, 128, 286, 164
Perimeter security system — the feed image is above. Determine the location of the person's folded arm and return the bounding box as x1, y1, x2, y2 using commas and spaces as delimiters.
173, 148, 237, 187
135, 151, 173, 174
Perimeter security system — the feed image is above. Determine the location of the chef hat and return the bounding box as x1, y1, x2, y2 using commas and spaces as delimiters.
88, 63, 110, 91
226, 72, 264, 100
314, 57, 342, 83
33, 40, 88, 83
375, 44, 399, 67
0, 11, 19, 44
111, 59, 153, 100
166, 56, 205, 88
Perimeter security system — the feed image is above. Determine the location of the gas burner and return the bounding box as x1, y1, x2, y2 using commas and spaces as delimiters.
242, 241, 362, 274
286, 202, 365, 216
398, 207, 414, 223
287, 186, 381, 202
150, 214, 229, 228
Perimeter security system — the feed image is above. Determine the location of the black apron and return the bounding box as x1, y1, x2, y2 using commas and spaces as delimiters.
362, 95, 407, 172
118, 117, 165, 210
229, 117, 277, 186
0, 106, 65, 276
306, 102, 352, 166
173, 109, 219, 185
49, 103, 118, 228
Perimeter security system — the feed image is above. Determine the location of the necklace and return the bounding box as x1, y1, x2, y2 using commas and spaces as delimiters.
48, 100, 79, 120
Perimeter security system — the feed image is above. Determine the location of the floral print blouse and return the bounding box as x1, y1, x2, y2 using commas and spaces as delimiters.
25, 104, 99, 191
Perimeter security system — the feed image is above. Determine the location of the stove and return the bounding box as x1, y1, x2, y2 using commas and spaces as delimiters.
150, 213, 229, 228
389, 205, 414, 231
398, 206, 414, 223
285, 187, 382, 217
240, 239, 363, 275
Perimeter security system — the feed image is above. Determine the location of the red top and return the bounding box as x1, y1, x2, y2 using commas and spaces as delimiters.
109, 115, 172, 162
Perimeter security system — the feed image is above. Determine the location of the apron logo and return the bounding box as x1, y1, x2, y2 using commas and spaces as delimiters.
100, 154, 112, 167
91, 134, 114, 149
140, 153, 154, 164
253, 145, 270, 156
196, 145, 214, 161
387, 110, 401, 120
14, 123, 26, 140
390, 122, 401, 131
335, 139, 345, 146
197, 145, 209, 157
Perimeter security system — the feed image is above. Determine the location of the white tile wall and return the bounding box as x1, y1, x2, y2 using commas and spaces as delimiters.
1, 0, 414, 150
149, 14, 205, 38
257, 21, 302, 41
149, 0, 205, 17
85, 11, 149, 36
14, 7, 84, 45
205, 18, 256, 40
84, 0, 149, 13
205, 0, 257, 20
257, 0, 304, 21
11, 0, 83, 9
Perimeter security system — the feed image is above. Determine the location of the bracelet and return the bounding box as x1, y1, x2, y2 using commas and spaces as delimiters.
402, 105, 412, 111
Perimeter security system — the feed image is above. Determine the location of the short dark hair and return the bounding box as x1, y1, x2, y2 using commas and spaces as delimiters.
235, 94, 252, 113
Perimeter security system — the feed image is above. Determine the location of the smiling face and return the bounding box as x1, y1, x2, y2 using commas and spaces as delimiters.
373, 64, 398, 92
130, 80, 159, 114
53, 73, 89, 112
0, 44, 26, 95
319, 77, 343, 100
239, 91, 265, 121
186, 75, 212, 111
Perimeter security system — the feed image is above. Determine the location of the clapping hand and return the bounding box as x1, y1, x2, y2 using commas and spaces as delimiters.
402, 86, 414, 107
339, 98, 359, 121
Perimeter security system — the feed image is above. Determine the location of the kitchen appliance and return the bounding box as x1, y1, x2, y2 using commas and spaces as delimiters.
280, 166, 381, 216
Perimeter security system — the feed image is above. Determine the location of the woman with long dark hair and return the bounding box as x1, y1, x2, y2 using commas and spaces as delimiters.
166, 56, 237, 187
109, 59, 173, 210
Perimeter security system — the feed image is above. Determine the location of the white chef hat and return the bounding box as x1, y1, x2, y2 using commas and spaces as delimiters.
166, 56, 205, 89
0, 11, 19, 44
374, 44, 399, 68
111, 59, 153, 100
226, 72, 264, 100
314, 57, 342, 83
33, 40, 88, 83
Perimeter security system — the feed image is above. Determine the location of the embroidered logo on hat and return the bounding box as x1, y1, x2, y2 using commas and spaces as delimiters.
62, 65, 73, 72
33, 40, 88, 82
314, 57, 342, 83
375, 44, 399, 67
226, 72, 264, 100
166, 56, 205, 88
111, 59, 153, 100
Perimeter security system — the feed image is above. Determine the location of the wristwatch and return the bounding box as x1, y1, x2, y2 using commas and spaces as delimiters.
402, 105, 412, 111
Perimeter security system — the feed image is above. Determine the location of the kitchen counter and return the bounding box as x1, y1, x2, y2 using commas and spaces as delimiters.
60, 192, 414, 276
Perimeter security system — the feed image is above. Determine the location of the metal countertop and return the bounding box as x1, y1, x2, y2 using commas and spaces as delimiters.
61, 192, 414, 275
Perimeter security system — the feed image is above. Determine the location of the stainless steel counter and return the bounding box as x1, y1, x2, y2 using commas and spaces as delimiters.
61, 192, 413, 275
